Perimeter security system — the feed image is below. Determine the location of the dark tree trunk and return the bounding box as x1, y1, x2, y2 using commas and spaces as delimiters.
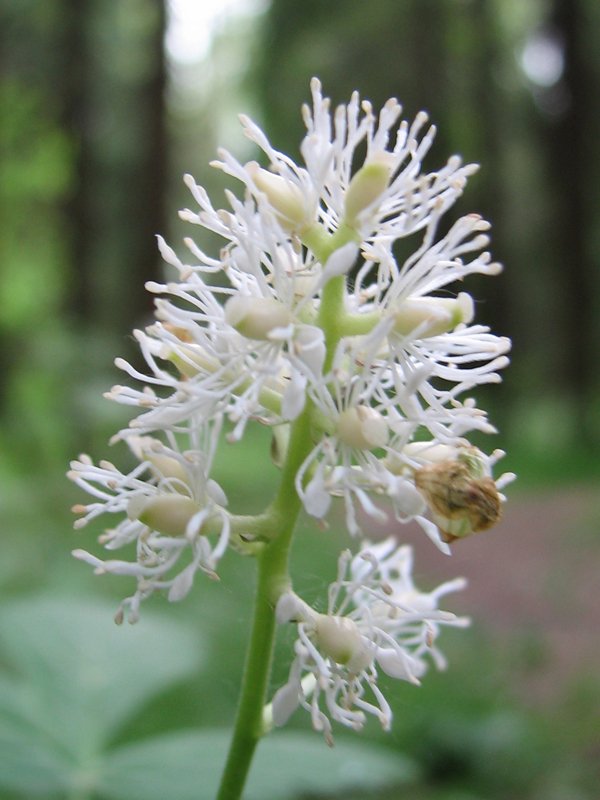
124, 0, 168, 327
59, 0, 95, 324
546, 0, 596, 429
59, 0, 167, 334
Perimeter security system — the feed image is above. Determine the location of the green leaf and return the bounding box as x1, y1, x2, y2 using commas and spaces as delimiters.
0, 594, 203, 795
249, 731, 417, 799
98, 729, 417, 800
0, 723, 73, 797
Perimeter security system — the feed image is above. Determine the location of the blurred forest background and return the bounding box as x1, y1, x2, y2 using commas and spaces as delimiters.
0, 1, 599, 799
3, 0, 600, 479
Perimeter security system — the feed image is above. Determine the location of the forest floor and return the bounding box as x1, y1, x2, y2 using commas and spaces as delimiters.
383, 484, 600, 703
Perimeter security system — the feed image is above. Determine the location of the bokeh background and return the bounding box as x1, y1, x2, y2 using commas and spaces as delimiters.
1, 1, 599, 799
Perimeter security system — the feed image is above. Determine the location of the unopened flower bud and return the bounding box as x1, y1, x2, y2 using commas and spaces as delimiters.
158, 339, 220, 379
337, 406, 388, 450
315, 614, 372, 671
392, 293, 474, 338
245, 162, 311, 232
414, 454, 501, 543
225, 295, 292, 340
128, 436, 189, 486
344, 153, 395, 224
127, 494, 201, 537
154, 324, 220, 378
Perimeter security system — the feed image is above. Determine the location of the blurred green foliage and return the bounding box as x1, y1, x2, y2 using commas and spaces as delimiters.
0, 80, 71, 331
0, 593, 416, 799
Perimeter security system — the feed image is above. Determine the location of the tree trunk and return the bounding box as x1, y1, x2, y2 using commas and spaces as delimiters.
59, 0, 95, 324
546, 0, 596, 433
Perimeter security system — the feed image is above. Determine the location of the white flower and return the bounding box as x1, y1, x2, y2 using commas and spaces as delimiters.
105, 80, 507, 456
295, 333, 396, 534
108, 214, 331, 440
218, 78, 474, 245
68, 430, 229, 622
293, 319, 510, 549
271, 540, 467, 744
69, 79, 512, 626
383, 440, 515, 552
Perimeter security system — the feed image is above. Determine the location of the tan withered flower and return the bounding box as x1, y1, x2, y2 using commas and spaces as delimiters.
414, 457, 502, 544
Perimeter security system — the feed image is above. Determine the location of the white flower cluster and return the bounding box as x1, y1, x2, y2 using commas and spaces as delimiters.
271, 540, 469, 744
69, 429, 229, 623
69, 79, 513, 736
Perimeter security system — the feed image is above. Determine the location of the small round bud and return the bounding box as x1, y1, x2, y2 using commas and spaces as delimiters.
158, 339, 220, 379
315, 614, 371, 671
245, 162, 311, 232
127, 494, 201, 537
337, 406, 388, 450
344, 153, 395, 224
225, 295, 292, 340
392, 293, 474, 338
128, 436, 189, 486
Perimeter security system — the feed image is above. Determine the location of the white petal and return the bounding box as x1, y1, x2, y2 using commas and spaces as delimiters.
168, 564, 196, 602
271, 680, 301, 727
322, 242, 359, 280
206, 479, 228, 507
375, 646, 425, 683
276, 592, 313, 624
282, 371, 307, 419
416, 516, 452, 555
303, 474, 331, 518
388, 476, 427, 518
293, 325, 326, 377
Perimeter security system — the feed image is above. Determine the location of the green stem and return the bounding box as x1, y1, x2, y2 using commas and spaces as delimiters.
339, 309, 382, 336
319, 275, 346, 372
216, 219, 359, 799
305, 222, 360, 373
302, 220, 360, 264
215, 408, 312, 800
213, 551, 279, 800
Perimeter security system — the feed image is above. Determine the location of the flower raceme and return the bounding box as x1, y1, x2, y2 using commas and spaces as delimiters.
69, 79, 514, 744
270, 542, 469, 745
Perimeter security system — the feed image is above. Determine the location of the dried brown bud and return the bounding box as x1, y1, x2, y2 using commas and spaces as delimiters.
414, 458, 501, 543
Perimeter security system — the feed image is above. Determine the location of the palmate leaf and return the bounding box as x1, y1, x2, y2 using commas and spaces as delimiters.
0, 594, 203, 796
0, 595, 417, 799
0, 699, 73, 797
98, 729, 418, 800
